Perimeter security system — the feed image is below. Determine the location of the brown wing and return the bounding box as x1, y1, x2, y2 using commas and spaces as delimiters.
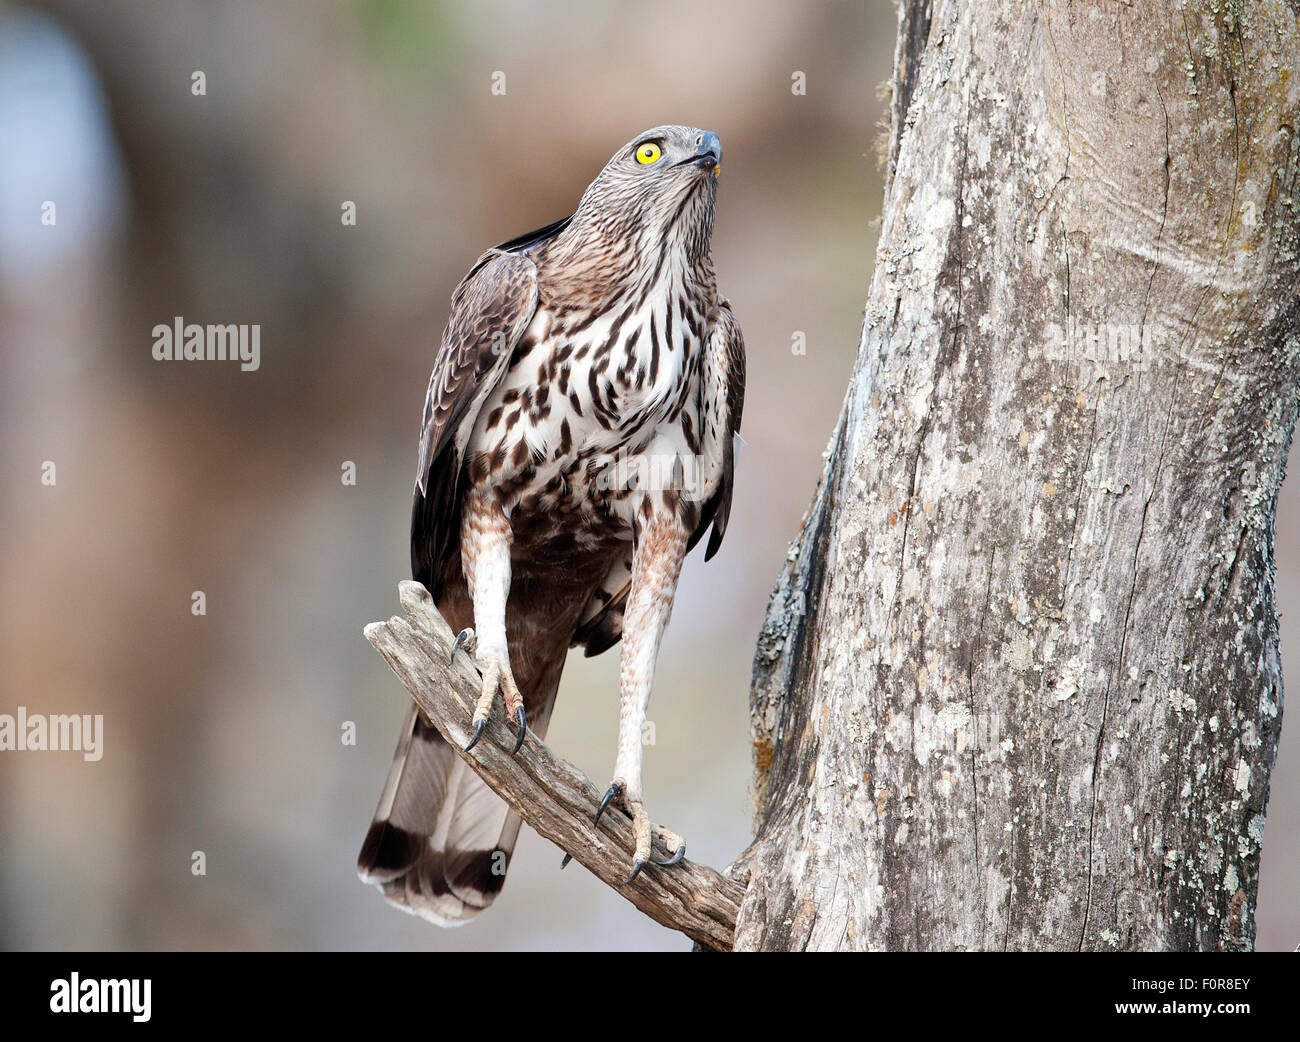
411, 249, 539, 595
694, 298, 746, 560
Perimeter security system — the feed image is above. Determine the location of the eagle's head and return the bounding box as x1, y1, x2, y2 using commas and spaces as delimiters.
571, 124, 722, 267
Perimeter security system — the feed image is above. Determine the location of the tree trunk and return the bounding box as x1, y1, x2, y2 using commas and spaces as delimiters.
734, 0, 1300, 951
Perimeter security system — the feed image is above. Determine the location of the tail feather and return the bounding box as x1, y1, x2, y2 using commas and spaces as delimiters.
358, 680, 559, 926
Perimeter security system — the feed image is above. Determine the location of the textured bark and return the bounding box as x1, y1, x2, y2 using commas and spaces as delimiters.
735, 0, 1300, 951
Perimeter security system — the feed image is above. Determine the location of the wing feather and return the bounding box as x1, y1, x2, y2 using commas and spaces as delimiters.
693, 299, 746, 559
410, 250, 539, 593
415, 251, 539, 495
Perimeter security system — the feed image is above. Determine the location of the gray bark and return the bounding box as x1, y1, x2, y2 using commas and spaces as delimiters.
735, 0, 1300, 951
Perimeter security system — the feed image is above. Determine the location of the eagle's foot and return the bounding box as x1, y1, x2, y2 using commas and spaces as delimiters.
650, 824, 687, 867
594, 780, 687, 881
463, 649, 528, 755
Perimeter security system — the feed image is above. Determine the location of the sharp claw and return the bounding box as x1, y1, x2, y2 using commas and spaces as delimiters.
594, 781, 623, 829
628, 858, 646, 883
511, 707, 527, 755
560, 853, 572, 869
652, 845, 686, 867
465, 717, 487, 752
450, 628, 475, 665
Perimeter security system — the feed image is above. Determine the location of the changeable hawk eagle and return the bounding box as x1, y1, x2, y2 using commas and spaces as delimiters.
358, 125, 745, 925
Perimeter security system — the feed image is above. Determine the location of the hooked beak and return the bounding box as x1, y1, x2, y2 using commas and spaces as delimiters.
679, 130, 722, 174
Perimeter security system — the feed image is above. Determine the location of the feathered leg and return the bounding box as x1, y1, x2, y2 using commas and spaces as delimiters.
595, 512, 689, 879
459, 488, 528, 754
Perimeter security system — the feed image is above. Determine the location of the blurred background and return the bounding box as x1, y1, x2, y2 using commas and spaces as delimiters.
0, 0, 1294, 952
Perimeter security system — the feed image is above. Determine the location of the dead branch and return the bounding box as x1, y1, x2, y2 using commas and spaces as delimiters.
363, 580, 745, 951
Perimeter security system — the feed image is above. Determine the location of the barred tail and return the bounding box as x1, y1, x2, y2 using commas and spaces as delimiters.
358, 650, 563, 926
357, 703, 521, 925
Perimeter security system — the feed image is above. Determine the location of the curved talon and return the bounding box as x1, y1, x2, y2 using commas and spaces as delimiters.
594, 781, 624, 830
652, 845, 686, 867
510, 706, 527, 755
450, 627, 476, 665
465, 717, 487, 752
560, 852, 572, 869
628, 858, 646, 883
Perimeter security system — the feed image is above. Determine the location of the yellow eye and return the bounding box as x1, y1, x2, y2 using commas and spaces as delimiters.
635, 142, 662, 165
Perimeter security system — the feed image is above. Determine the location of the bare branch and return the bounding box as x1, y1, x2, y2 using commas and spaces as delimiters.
363, 580, 745, 951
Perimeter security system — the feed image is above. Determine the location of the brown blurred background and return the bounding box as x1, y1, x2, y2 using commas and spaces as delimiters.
0, 0, 1294, 951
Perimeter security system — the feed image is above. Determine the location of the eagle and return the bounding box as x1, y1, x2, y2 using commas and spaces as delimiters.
357, 125, 746, 925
